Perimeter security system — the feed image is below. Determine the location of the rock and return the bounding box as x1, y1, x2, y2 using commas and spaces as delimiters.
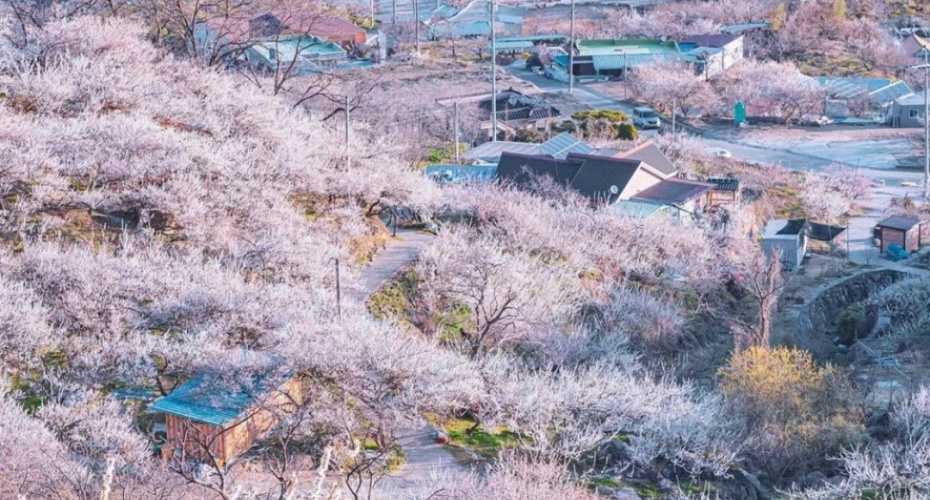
600, 439, 632, 466
804, 471, 827, 488
734, 468, 769, 500
595, 485, 616, 497
867, 411, 890, 429
614, 487, 642, 500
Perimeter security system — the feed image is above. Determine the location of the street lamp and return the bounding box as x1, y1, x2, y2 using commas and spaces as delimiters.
911, 58, 930, 199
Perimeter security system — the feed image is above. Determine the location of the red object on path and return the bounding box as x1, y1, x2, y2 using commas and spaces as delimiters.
434, 431, 449, 445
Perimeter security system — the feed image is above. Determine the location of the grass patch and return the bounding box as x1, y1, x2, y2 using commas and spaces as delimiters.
367, 269, 418, 323
432, 301, 473, 343
425, 414, 523, 460
593, 477, 622, 489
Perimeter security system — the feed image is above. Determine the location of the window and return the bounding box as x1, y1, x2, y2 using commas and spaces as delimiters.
910, 110, 921, 118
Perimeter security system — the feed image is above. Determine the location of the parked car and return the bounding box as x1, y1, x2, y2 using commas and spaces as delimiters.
708, 147, 732, 158
900, 181, 919, 187
632, 107, 661, 129
801, 114, 833, 127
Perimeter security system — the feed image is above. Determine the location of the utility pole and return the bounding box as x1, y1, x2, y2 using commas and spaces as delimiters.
490, 0, 498, 141
392, 0, 397, 24
453, 101, 460, 163
414, 0, 420, 55
370, 0, 375, 28
568, 0, 575, 94
344, 95, 350, 169
623, 52, 628, 100
924, 53, 929, 198
334, 258, 341, 319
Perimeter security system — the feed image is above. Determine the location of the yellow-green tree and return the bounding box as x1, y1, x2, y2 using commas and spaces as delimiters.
832, 0, 847, 21
771, 3, 787, 30
719, 347, 863, 477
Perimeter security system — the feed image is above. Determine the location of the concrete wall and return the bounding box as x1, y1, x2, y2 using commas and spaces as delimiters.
762, 235, 805, 271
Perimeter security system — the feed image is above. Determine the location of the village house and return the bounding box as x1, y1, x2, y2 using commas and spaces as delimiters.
900, 34, 930, 64
150, 371, 301, 463
551, 38, 682, 81
679, 34, 744, 78
194, 11, 374, 73
495, 141, 712, 220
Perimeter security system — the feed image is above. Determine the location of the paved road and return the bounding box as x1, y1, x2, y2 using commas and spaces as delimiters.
347, 228, 469, 499
347, 228, 436, 303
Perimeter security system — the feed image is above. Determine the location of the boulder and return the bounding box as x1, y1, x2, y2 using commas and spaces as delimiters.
734, 468, 769, 500
614, 487, 642, 500
595, 485, 616, 497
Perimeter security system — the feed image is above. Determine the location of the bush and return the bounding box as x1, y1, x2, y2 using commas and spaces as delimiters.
719, 347, 863, 478
615, 123, 638, 140
512, 128, 546, 143
835, 303, 866, 346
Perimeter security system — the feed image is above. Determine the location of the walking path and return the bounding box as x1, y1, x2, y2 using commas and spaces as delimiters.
347, 228, 469, 498
346, 228, 435, 303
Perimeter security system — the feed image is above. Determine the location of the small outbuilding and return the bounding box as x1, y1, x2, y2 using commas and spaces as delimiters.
889, 94, 926, 128
761, 219, 809, 271
876, 216, 921, 253
150, 370, 301, 463
706, 177, 740, 206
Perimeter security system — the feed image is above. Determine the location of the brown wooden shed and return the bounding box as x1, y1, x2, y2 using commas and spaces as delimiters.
876, 216, 921, 253
150, 371, 301, 464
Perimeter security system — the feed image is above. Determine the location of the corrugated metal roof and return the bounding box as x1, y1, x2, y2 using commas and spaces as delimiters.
869, 81, 913, 104
429, 20, 491, 39
613, 199, 668, 218
149, 372, 291, 427
424, 164, 498, 182
591, 53, 678, 70
707, 177, 739, 191
720, 22, 771, 34
818, 77, 893, 99
539, 132, 595, 158
462, 141, 542, 161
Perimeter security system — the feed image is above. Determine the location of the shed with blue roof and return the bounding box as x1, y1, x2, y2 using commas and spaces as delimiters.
150, 371, 300, 462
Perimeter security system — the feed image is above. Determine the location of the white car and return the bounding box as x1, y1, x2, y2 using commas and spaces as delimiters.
708, 147, 732, 158
900, 181, 919, 187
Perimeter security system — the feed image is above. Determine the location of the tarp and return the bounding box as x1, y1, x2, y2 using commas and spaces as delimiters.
808, 221, 846, 241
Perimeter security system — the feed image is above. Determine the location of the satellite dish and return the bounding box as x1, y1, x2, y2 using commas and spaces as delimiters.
609, 185, 620, 195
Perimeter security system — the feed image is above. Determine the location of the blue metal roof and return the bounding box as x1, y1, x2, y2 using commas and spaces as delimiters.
817, 77, 894, 99
149, 372, 290, 426
613, 199, 668, 218
424, 164, 498, 183
869, 81, 913, 104
540, 132, 595, 158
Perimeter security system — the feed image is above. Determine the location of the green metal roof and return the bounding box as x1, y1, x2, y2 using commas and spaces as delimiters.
148, 371, 291, 427
577, 38, 680, 57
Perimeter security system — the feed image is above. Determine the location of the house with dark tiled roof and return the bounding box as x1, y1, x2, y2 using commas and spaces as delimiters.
496, 140, 711, 220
